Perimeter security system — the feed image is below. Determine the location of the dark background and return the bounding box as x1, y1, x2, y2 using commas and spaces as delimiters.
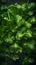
0, 0, 36, 5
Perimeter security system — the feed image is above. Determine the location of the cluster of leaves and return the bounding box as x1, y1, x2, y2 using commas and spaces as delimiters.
0, 3, 36, 65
